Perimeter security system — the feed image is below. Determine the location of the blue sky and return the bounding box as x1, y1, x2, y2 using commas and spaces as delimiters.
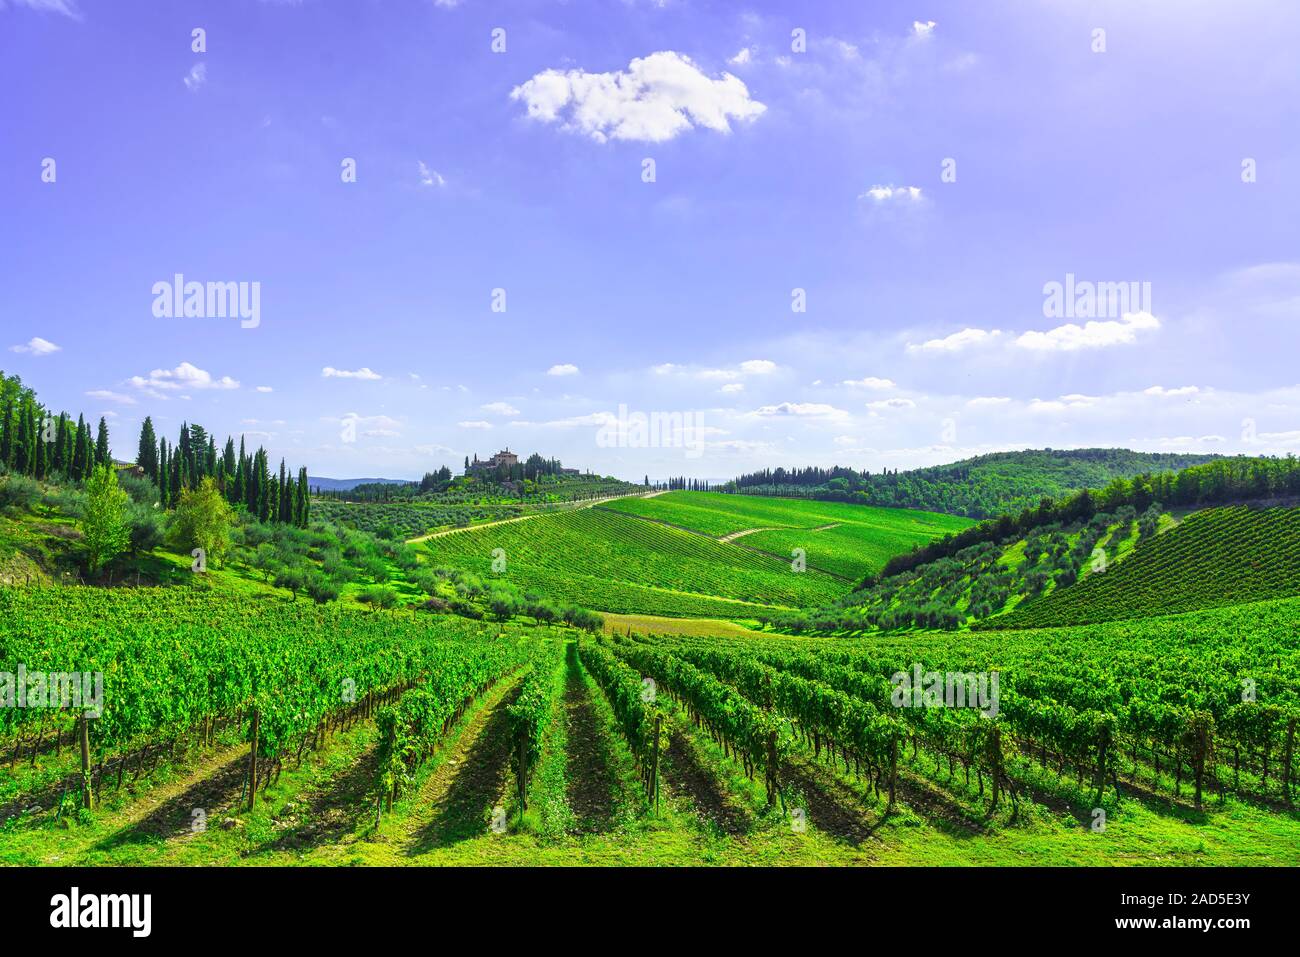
2, 0, 1298, 481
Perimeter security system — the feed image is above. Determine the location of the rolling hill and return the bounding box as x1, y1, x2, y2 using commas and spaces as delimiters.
421, 494, 967, 618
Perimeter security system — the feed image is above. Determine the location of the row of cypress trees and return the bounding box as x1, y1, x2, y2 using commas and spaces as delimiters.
136, 416, 309, 527
0, 372, 110, 483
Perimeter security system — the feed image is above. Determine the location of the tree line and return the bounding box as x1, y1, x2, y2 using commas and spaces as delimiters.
1, 372, 112, 483
136, 416, 309, 527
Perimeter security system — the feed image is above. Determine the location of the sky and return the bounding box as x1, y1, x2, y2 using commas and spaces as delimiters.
2, 0, 1299, 481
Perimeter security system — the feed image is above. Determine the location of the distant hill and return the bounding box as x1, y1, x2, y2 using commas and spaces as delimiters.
724, 448, 1221, 518
307, 476, 411, 493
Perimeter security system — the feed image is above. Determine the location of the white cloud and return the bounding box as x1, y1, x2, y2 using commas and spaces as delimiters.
860, 184, 923, 202
728, 47, 754, 66
255, 385, 273, 393
657, 359, 776, 381
720, 383, 745, 393
750, 402, 848, 420
482, 401, 520, 416
842, 376, 894, 390
547, 363, 579, 376
322, 366, 382, 380
183, 63, 207, 92
966, 396, 1011, 407
8, 336, 60, 356
912, 20, 937, 38
2, 0, 82, 17
1143, 385, 1200, 397
866, 397, 916, 410
510, 51, 766, 143
130, 362, 239, 392
85, 389, 135, 405
457, 420, 494, 430
907, 328, 1001, 354
418, 161, 446, 187
1015, 311, 1160, 352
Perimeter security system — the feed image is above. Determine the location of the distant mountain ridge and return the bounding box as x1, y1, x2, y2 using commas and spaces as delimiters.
307, 476, 411, 493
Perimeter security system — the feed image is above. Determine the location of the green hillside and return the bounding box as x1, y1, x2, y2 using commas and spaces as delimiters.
602, 491, 971, 579
984, 506, 1300, 630
422, 506, 850, 618
725, 448, 1220, 518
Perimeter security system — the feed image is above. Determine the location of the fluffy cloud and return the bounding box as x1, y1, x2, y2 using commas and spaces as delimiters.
728, 47, 754, 66
842, 376, 895, 390
481, 401, 520, 416
866, 397, 916, 410
255, 385, 273, 393
457, 420, 493, 430
739, 358, 776, 375
912, 20, 937, 38
8, 336, 60, 356
966, 396, 1011, 407
130, 362, 239, 393
546, 363, 579, 376
510, 51, 766, 143
907, 328, 1001, 354
1144, 385, 1200, 397
859, 185, 923, 202
322, 366, 382, 380
720, 383, 745, 393
1015, 311, 1160, 352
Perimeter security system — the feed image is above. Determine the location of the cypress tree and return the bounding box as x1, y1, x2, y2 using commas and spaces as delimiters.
0, 397, 13, 467
71, 414, 88, 480
295, 466, 309, 527
137, 416, 158, 480
52, 413, 67, 475
15, 401, 34, 474
234, 437, 248, 507
277, 459, 289, 523
95, 416, 111, 467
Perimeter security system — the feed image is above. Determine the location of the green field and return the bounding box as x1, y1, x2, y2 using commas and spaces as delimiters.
422, 507, 847, 617
603, 491, 971, 579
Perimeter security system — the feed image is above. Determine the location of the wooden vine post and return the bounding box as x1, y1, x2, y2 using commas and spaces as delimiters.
650, 714, 661, 813
79, 714, 93, 809
247, 708, 260, 811
1283, 717, 1296, 807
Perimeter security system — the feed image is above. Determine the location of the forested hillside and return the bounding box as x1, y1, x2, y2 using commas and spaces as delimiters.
724, 448, 1219, 518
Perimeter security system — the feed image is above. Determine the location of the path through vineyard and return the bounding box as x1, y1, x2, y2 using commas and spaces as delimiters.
402, 675, 523, 854
562, 652, 618, 833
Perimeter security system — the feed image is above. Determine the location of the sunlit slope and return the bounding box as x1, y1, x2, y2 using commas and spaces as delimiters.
422, 507, 847, 618
602, 491, 972, 579
983, 506, 1300, 629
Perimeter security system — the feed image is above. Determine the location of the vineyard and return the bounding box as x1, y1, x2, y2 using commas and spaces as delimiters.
603, 491, 970, 574
422, 506, 849, 617
984, 506, 1300, 629
3, 580, 1300, 867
